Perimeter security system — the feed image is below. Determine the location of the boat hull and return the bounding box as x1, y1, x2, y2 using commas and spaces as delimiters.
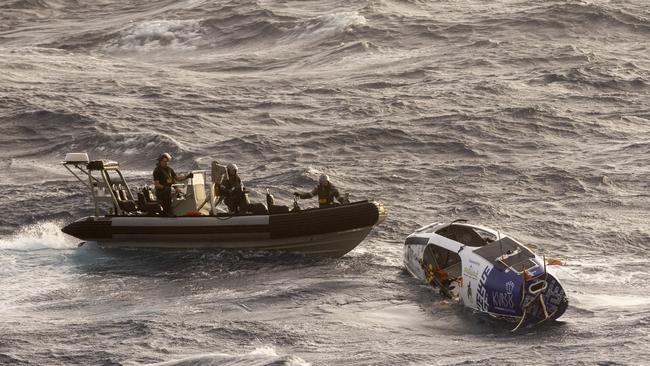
403, 221, 569, 330
62, 201, 386, 257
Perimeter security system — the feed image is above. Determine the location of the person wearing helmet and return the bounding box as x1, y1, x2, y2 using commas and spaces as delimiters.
294, 174, 348, 208
220, 163, 247, 213
153, 153, 192, 216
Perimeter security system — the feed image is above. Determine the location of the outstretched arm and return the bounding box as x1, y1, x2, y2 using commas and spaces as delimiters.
174, 172, 194, 182
295, 186, 317, 199
175, 173, 192, 181
294, 191, 312, 199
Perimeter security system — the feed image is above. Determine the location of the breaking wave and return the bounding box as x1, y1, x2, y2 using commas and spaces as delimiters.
104, 19, 204, 52
100, 10, 367, 55
282, 12, 367, 43
0, 221, 76, 251
149, 346, 310, 366
2, 109, 196, 169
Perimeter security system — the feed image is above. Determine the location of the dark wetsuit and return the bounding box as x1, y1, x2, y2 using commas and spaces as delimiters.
153, 165, 176, 215
221, 174, 245, 213
299, 183, 341, 207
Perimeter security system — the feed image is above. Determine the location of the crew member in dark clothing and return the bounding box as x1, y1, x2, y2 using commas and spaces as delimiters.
153, 153, 192, 216
221, 163, 247, 213
294, 174, 348, 208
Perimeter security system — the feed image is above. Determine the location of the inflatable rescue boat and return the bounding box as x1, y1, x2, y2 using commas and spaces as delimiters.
61, 153, 386, 257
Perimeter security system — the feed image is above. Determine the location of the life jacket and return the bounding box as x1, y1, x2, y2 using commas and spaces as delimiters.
223, 175, 243, 194
317, 184, 336, 206
155, 166, 174, 187
426, 263, 448, 285
434, 267, 449, 283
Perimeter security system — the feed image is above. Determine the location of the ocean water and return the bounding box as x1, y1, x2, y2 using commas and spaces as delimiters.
1, 0, 649, 364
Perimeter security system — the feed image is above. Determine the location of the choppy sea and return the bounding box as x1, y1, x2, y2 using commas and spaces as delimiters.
1, 0, 649, 364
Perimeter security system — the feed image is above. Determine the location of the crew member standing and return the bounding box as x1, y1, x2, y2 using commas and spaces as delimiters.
153, 153, 191, 216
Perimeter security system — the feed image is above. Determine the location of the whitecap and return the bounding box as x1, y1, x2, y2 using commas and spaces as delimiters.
0, 221, 77, 251
104, 19, 203, 52
147, 345, 310, 366
283, 11, 367, 44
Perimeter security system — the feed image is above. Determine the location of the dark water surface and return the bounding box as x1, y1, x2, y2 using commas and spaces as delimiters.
1, 0, 649, 364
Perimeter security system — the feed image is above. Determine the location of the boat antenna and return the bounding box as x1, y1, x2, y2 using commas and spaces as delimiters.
499, 238, 504, 257
497, 226, 504, 258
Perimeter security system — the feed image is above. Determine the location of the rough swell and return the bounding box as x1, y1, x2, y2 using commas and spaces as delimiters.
1, 0, 649, 365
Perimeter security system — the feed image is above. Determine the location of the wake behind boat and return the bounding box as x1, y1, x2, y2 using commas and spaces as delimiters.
61, 153, 386, 257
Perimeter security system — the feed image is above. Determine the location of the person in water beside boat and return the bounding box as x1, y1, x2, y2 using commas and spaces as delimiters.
153, 153, 193, 216
294, 174, 349, 208
221, 163, 248, 213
